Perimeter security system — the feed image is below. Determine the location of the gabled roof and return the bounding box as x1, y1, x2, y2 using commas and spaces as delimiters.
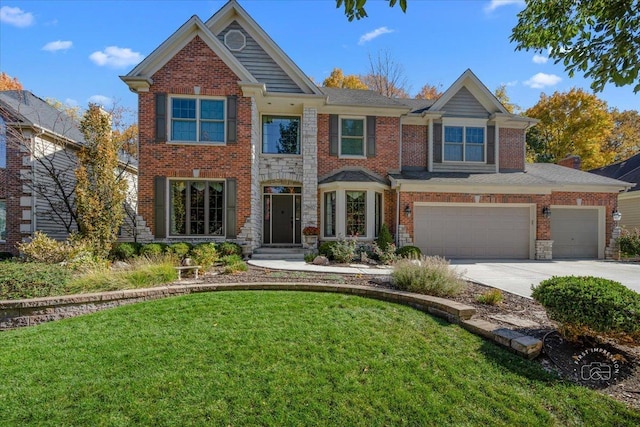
205, 1, 321, 95
590, 153, 640, 192
429, 69, 508, 114
0, 90, 84, 143
121, 14, 257, 92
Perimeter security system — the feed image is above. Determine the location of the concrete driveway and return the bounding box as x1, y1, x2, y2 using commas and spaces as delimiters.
449, 260, 640, 298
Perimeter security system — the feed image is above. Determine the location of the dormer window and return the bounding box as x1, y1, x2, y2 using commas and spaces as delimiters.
443, 119, 486, 162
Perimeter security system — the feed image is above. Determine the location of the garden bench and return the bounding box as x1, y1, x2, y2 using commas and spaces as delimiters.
174, 265, 202, 280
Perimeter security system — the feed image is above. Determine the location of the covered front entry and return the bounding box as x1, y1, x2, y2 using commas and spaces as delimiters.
263, 186, 301, 245
413, 204, 533, 259
551, 207, 600, 258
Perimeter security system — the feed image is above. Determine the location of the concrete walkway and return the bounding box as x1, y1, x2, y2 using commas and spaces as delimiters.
249, 258, 640, 299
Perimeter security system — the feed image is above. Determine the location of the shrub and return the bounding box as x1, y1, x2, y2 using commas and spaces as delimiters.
0, 252, 13, 261
330, 237, 358, 264
476, 289, 504, 305
618, 228, 640, 256
139, 243, 165, 257
392, 256, 465, 297
396, 245, 422, 259
220, 254, 243, 266
167, 242, 192, 258
223, 259, 248, 274
18, 232, 90, 264
190, 243, 218, 269
110, 242, 140, 261
372, 242, 398, 265
304, 252, 317, 263
318, 241, 337, 259
218, 241, 242, 257
0, 261, 72, 299
376, 224, 394, 252
532, 276, 640, 343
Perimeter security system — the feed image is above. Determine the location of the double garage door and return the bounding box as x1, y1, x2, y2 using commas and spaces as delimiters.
413, 205, 600, 259
414, 205, 532, 259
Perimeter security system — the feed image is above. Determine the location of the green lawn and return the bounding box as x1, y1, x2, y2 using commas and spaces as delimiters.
0, 291, 638, 426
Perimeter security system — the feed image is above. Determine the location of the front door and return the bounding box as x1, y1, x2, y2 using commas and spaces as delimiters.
263, 186, 301, 245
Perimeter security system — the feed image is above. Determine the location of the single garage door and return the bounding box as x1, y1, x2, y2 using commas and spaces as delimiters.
551, 208, 598, 258
413, 205, 531, 259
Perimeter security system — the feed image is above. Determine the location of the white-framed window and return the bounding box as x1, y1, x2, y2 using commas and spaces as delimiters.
170, 97, 225, 143
169, 180, 225, 236
262, 115, 301, 154
0, 199, 6, 241
321, 188, 384, 239
340, 117, 365, 157
443, 120, 486, 162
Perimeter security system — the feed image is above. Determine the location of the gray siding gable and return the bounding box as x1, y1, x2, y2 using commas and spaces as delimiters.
218, 21, 304, 94
441, 86, 489, 118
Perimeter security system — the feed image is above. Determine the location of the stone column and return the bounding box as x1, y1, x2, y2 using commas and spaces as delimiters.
535, 240, 553, 260
302, 107, 318, 231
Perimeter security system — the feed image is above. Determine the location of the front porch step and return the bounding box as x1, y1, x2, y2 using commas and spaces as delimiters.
252, 246, 306, 261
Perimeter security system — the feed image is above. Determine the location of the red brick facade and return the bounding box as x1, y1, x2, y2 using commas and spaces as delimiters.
137, 36, 252, 238
499, 127, 525, 171
401, 124, 427, 169
0, 132, 29, 255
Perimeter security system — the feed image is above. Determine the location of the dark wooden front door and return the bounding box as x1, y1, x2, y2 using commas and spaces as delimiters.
263, 191, 301, 245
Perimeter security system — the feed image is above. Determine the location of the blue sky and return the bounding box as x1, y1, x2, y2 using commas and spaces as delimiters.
1, 0, 638, 117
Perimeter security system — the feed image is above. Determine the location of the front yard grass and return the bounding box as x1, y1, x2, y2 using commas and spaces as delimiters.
0, 291, 638, 426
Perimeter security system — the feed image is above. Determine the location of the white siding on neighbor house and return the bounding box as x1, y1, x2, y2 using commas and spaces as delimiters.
218, 21, 304, 94
619, 193, 640, 231
442, 87, 489, 118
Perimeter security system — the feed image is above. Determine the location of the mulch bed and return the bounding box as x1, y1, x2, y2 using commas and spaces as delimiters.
202, 264, 640, 410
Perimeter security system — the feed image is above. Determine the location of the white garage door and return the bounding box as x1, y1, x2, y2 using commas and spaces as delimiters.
551, 208, 598, 258
413, 205, 531, 259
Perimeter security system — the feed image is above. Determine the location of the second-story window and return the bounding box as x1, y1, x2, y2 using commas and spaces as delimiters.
171, 97, 225, 143
340, 117, 365, 157
262, 115, 300, 154
0, 116, 6, 168
444, 125, 485, 162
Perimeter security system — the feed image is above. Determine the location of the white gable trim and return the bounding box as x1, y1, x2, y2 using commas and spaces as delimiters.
205, 1, 321, 95
430, 69, 508, 115
122, 15, 256, 91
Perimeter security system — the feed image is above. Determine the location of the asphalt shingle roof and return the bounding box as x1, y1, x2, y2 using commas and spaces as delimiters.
390, 163, 633, 189
319, 87, 408, 108
0, 90, 85, 143
590, 153, 640, 192
319, 169, 389, 186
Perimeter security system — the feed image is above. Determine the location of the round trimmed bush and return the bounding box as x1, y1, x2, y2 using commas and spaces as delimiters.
111, 242, 140, 261
532, 276, 640, 341
190, 243, 218, 269
318, 241, 337, 259
396, 245, 422, 259
167, 242, 191, 258
218, 242, 242, 257
140, 243, 165, 257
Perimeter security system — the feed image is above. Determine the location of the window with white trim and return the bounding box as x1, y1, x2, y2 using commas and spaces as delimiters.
262, 115, 300, 154
340, 117, 365, 157
444, 125, 485, 162
171, 97, 225, 143
169, 180, 225, 236
324, 191, 336, 237
346, 191, 366, 236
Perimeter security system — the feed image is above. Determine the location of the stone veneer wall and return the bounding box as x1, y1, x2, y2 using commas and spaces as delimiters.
302, 107, 318, 230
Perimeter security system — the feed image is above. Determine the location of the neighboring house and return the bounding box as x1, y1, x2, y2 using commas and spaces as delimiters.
590, 153, 640, 230
0, 90, 139, 255
121, 0, 631, 260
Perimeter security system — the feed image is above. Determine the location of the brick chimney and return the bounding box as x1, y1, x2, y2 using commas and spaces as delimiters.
557, 155, 581, 170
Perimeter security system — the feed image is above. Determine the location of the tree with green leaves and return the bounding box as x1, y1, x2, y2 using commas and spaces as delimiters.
337, 0, 407, 21
525, 88, 614, 170
76, 104, 128, 257
511, 0, 640, 93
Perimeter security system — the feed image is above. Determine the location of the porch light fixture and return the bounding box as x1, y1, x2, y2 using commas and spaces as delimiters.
613, 208, 622, 223
542, 206, 551, 219
404, 204, 412, 218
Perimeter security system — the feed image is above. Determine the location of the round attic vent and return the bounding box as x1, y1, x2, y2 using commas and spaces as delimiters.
224, 29, 246, 52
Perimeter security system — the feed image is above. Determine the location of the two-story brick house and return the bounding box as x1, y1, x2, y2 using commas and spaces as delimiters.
122, 0, 631, 260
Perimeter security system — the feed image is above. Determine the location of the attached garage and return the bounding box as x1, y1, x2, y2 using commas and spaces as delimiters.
413, 204, 534, 259
551, 208, 601, 259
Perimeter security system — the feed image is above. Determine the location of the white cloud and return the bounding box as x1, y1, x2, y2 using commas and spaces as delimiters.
532, 54, 548, 64
358, 27, 394, 45
89, 46, 143, 68
42, 40, 72, 52
88, 95, 113, 107
524, 73, 561, 89
0, 6, 34, 27
503, 80, 518, 87
484, 0, 525, 13
65, 98, 78, 107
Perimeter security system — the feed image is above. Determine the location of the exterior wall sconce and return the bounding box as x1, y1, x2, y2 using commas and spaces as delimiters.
404, 204, 412, 217
542, 206, 551, 218
613, 208, 622, 223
